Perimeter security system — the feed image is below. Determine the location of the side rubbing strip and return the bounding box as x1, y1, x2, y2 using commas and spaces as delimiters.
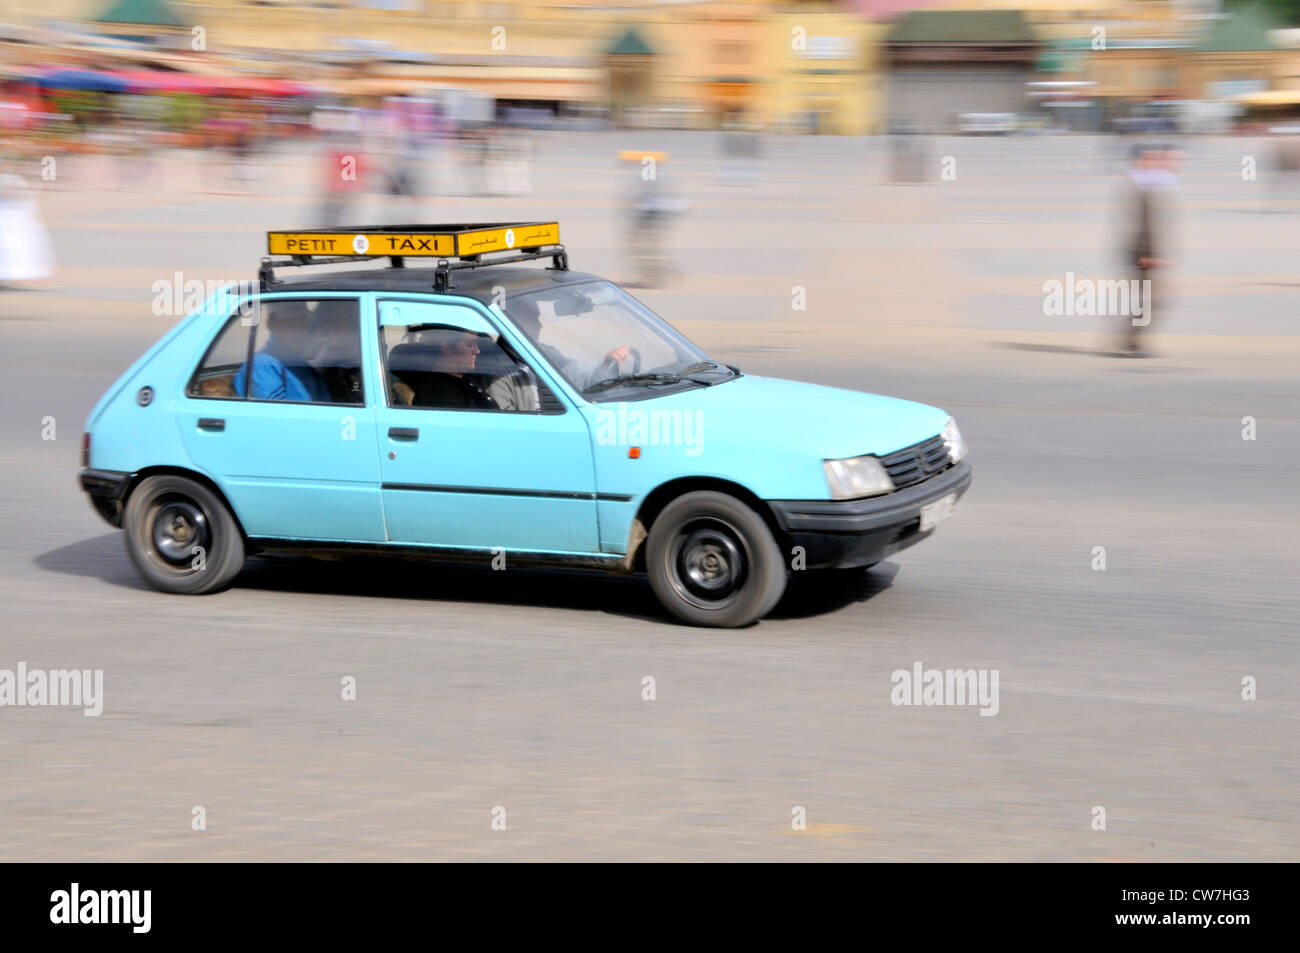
383, 483, 632, 503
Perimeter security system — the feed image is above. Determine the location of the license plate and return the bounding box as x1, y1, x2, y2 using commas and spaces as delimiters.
919, 494, 956, 532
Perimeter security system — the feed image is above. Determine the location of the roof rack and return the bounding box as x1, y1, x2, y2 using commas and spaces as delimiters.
259, 222, 566, 292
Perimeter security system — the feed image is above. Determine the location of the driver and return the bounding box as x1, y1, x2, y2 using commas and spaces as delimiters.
506, 297, 631, 391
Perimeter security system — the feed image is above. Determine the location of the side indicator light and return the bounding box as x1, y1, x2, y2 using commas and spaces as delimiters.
628, 447, 641, 459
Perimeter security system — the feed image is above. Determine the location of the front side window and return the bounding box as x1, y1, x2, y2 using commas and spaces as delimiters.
383, 323, 542, 412
188, 298, 363, 405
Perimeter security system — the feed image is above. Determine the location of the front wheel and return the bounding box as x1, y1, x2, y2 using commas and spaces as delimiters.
123, 474, 245, 594
646, 491, 787, 627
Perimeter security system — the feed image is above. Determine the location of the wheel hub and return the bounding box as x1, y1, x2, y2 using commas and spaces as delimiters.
152, 500, 208, 566
677, 525, 745, 602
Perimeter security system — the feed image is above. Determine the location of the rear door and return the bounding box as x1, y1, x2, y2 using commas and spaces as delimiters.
372, 297, 601, 555
177, 292, 386, 542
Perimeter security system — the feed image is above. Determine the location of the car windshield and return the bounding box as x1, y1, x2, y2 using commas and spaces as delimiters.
497, 280, 736, 400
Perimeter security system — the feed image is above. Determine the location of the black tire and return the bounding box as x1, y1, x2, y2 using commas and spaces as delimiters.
122, 474, 245, 594
645, 491, 787, 627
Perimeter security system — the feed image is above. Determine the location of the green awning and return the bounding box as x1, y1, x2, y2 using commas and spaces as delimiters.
606, 28, 654, 57
1198, 3, 1283, 52
95, 0, 186, 27
885, 10, 1037, 45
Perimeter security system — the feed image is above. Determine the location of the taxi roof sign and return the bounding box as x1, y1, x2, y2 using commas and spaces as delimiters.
267, 222, 561, 260
259, 223, 568, 293
268, 231, 454, 257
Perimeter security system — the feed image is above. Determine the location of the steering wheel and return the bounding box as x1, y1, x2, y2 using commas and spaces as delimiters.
599, 346, 641, 377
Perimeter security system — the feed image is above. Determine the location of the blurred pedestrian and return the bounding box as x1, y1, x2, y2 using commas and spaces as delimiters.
226, 111, 256, 193
318, 146, 364, 227
425, 102, 453, 197
0, 174, 55, 290
620, 150, 687, 288
718, 111, 763, 186
312, 105, 365, 227
488, 121, 532, 196
1271, 130, 1300, 206
111, 112, 156, 192
465, 124, 492, 196
888, 122, 928, 184
369, 96, 411, 215
1117, 144, 1178, 357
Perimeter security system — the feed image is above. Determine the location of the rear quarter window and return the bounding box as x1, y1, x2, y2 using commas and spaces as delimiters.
187, 312, 252, 399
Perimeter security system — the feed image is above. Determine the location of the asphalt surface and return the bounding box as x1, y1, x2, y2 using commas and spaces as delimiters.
1, 133, 1296, 860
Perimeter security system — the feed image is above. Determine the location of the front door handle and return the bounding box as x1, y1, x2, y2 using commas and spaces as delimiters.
388, 427, 419, 441
198, 418, 225, 432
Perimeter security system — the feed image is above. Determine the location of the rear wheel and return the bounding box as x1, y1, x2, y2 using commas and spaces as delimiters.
646, 491, 786, 627
123, 474, 245, 594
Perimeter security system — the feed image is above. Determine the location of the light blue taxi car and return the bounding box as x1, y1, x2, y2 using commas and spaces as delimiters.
80, 223, 971, 627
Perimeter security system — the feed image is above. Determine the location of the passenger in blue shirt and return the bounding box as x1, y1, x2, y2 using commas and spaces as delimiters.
234, 309, 333, 402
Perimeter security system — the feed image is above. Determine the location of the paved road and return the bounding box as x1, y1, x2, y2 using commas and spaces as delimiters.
1, 134, 1296, 860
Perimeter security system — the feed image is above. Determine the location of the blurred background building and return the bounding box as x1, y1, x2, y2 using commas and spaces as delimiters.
3, 1, 1300, 146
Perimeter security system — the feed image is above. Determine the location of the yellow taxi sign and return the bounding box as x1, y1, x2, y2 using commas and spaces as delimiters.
267, 223, 560, 259
618, 151, 667, 162
455, 222, 560, 257
268, 232, 455, 257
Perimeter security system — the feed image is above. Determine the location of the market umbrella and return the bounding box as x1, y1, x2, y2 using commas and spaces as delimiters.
212, 76, 311, 97
117, 71, 217, 95
30, 69, 133, 93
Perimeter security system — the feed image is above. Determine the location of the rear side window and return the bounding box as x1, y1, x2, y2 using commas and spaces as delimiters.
187, 298, 363, 405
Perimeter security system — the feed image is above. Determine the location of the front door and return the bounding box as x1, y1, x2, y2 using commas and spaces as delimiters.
371, 298, 600, 555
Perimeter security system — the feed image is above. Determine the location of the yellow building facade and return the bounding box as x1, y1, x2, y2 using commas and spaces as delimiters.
32, 0, 883, 133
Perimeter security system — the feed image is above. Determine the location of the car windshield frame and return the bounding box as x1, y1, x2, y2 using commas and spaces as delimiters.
495, 279, 737, 402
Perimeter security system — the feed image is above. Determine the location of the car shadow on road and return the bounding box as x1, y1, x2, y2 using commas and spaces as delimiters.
237, 554, 676, 623
35, 531, 147, 589
768, 562, 899, 620
36, 533, 896, 627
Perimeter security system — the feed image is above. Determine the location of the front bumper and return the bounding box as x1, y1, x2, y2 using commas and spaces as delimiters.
769, 461, 972, 569
79, 468, 132, 528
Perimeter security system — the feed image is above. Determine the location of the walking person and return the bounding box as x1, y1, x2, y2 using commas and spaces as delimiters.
1118, 144, 1178, 357
1271, 130, 1300, 207
313, 106, 365, 227
0, 173, 54, 291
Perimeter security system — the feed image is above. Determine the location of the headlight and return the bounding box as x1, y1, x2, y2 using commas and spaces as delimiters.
942, 417, 967, 463
823, 455, 895, 500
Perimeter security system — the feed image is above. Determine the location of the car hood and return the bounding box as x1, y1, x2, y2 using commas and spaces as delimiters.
592, 374, 950, 459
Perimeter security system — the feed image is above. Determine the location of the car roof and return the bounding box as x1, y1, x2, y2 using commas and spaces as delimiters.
269, 264, 605, 304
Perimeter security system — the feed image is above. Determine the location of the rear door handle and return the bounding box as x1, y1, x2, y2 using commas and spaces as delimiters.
198, 418, 225, 432
388, 427, 419, 441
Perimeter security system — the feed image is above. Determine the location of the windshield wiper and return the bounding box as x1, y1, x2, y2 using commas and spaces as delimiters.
583, 373, 684, 396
